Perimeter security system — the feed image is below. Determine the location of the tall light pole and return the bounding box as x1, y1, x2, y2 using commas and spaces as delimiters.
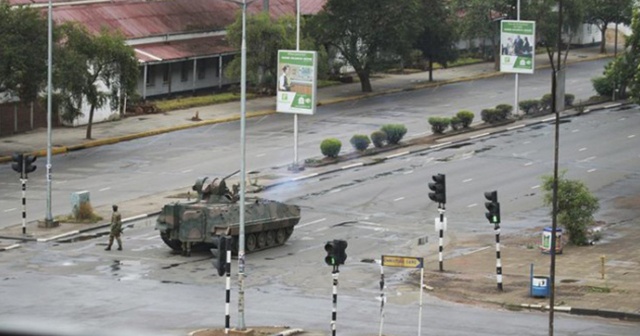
548, 0, 563, 335
291, 0, 301, 171
238, 0, 247, 330
45, 0, 54, 226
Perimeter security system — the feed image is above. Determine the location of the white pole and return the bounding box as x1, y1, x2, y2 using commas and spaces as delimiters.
45, 0, 53, 225
418, 266, 424, 336
378, 261, 385, 336
238, 0, 247, 330
515, 0, 520, 115
293, 0, 300, 170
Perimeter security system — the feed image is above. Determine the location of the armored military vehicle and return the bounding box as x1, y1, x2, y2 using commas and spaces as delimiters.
156, 173, 301, 255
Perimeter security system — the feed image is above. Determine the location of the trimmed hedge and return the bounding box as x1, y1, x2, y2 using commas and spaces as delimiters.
456, 110, 474, 128
428, 117, 450, 134
350, 134, 371, 151
320, 138, 342, 158
450, 116, 462, 131
381, 124, 407, 145
370, 130, 387, 148
519, 99, 540, 114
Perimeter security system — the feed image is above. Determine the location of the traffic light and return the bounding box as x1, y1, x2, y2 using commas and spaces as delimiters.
324, 239, 348, 266
211, 235, 229, 277
484, 191, 500, 224
24, 155, 37, 174
428, 174, 446, 204
11, 153, 23, 174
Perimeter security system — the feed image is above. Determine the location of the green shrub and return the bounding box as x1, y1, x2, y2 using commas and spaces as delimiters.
350, 134, 371, 151
540, 94, 553, 111
481, 108, 500, 123
495, 104, 513, 120
380, 124, 407, 145
320, 138, 342, 158
592, 76, 614, 97
456, 110, 474, 128
564, 94, 575, 107
519, 99, 540, 114
428, 117, 450, 134
370, 130, 387, 148
450, 116, 462, 131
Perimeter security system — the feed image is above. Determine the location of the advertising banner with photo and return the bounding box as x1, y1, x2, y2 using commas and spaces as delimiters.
276, 50, 317, 115
500, 20, 536, 74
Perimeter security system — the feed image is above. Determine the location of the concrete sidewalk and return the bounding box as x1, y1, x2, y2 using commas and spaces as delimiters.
0, 46, 611, 159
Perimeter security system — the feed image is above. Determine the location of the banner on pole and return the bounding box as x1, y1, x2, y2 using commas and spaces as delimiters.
276, 50, 317, 115
500, 20, 536, 74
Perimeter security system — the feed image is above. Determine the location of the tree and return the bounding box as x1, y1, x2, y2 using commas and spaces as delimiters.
522, 0, 585, 66
55, 24, 138, 139
451, 0, 515, 70
541, 171, 599, 246
0, 1, 48, 103
309, 0, 423, 92
622, 9, 640, 102
414, 0, 459, 81
584, 0, 633, 54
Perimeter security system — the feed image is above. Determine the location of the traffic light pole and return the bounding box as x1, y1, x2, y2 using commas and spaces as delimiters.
438, 206, 445, 272
330, 265, 339, 336
224, 244, 231, 335
494, 223, 503, 291
20, 177, 27, 235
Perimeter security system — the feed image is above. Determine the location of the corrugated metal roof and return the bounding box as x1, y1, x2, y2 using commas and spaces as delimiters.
8, 0, 327, 62
134, 35, 236, 63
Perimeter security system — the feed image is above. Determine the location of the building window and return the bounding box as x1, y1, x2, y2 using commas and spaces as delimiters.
197, 60, 206, 80
181, 62, 189, 82
146, 66, 155, 87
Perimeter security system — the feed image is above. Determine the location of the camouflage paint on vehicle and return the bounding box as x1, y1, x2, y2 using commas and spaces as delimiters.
156, 173, 301, 254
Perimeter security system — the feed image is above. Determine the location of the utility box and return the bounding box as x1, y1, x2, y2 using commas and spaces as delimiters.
71, 191, 90, 218
531, 276, 550, 298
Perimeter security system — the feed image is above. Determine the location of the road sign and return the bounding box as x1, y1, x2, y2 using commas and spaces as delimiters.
381, 255, 424, 269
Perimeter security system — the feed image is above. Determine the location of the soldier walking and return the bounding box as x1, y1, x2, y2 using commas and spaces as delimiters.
105, 205, 123, 251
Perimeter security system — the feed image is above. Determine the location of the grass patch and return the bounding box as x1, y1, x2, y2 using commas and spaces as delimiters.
153, 92, 257, 112
587, 286, 611, 293
318, 79, 341, 88
443, 57, 486, 68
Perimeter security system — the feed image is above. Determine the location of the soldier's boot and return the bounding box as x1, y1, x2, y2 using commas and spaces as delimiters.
117, 246, 122, 251
105, 245, 111, 251
116, 238, 123, 251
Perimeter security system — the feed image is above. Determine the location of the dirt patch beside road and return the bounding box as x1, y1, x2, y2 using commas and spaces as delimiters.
423, 195, 640, 317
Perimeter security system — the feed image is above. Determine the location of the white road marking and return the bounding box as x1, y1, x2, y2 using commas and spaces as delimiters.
531, 185, 540, 189
587, 169, 597, 173
578, 156, 597, 163
256, 153, 266, 157
628, 134, 636, 139
3, 208, 17, 213
524, 162, 533, 166
467, 203, 478, 208
470, 132, 490, 139
297, 218, 327, 228
181, 169, 193, 174
579, 148, 587, 152
99, 187, 111, 192
462, 178, 473, 183
403, 170, 414, 175
523, 141, 531, 145
329, 188, 341, 194
572, 129, 580, 133
394, 197, 405, 202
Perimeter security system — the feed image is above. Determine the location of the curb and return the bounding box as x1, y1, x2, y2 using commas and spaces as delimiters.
520, 303, 640, 321
0, 212, 159, 245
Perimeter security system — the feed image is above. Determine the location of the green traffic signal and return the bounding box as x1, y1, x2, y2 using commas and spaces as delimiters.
324, 239, 348, 266
484, 191, 500, 224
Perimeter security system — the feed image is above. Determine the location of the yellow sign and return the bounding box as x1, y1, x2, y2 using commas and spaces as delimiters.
381, 255, 424, 269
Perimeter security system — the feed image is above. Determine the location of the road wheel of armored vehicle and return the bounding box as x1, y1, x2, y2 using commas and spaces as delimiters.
257, 232, 267, 249
246, 233, 257, 252
275, 229, 287, 245
285, 227, 294, 240
160, 231, 182, 251
266, 230, 276, 247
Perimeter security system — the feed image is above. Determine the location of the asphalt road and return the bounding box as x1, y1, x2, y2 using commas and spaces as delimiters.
1, 105, 639, 335
0, 59, 609, 229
